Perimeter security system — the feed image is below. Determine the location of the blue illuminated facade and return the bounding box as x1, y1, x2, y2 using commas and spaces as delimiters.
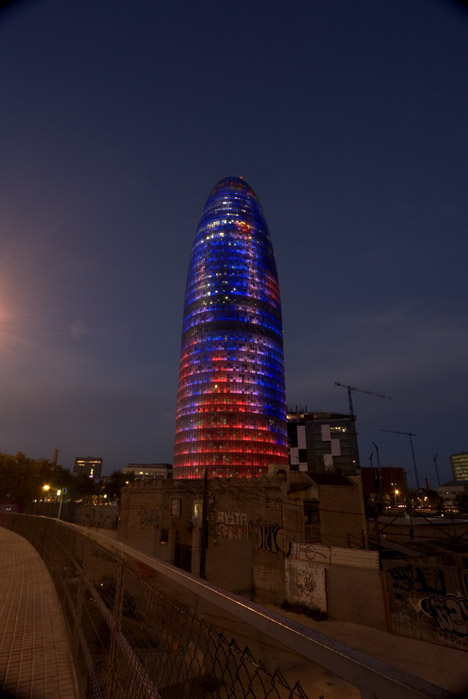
174, 177, 288, 479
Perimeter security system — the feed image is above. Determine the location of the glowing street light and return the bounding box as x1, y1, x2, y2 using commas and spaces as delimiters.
394, 489, 400, 507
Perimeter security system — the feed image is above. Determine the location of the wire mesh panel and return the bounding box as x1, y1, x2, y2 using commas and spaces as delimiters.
0, 515, 312, 699
1, 515, 449, 699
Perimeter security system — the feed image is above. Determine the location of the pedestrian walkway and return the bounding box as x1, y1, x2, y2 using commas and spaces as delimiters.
263, 602, 468, 697
0, 527, 78, 699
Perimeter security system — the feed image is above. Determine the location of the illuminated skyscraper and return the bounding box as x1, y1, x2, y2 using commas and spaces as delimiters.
174, 177, 288, 479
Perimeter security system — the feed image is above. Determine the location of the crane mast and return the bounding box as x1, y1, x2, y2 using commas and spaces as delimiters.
380, 429, 420, 489
335, 382, 392, 471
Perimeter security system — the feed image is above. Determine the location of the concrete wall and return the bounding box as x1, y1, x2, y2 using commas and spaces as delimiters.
206, 478, 292, 601
327, 565, 387, 629
119, 479, 199, 565
383, 558, 468, 650
285, 542, 386, 628
318, 481, 367, 548
285, 550, 328, 612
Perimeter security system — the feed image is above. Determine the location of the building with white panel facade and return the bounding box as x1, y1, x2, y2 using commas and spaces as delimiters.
287, 411, 358, 474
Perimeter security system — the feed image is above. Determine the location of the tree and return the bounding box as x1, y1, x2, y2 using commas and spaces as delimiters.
0, 452, 62, 510
67, 473, 98, 504
100, 471, 135, 503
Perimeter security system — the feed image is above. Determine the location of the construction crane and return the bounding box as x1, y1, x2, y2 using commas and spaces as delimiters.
380, 429, 420, 489
334, 382, 392, 416
334, 383, 392, 470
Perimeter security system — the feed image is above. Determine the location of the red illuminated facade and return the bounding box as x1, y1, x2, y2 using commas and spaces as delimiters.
173, 177, 288, 479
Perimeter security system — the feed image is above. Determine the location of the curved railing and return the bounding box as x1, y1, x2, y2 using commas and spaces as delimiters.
0, 514, 451, 699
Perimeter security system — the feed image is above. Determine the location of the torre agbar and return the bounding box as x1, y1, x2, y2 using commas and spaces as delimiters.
173, 176, 289, 479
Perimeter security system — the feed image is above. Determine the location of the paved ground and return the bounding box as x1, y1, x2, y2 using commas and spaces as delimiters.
0, 527, 78, 699
262, 603, 468, 697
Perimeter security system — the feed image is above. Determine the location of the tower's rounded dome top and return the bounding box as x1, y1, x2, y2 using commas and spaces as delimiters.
198, 176, 267, 232
210, 176, 256, 197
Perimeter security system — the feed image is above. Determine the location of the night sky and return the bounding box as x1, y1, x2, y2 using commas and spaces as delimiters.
1, 0, 467, 484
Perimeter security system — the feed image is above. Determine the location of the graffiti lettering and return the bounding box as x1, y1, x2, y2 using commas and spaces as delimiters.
289, 542, 330, 562
389, 564, 446, 598
217, 511, 248, 526
217, 523, 247, 541
297, 574, 317, 597
257, 524, 291, 556
420, 594, 468, 639
138, 507, 160, 526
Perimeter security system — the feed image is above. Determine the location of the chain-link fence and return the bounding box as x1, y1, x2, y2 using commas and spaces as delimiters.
0, 514, 312, 699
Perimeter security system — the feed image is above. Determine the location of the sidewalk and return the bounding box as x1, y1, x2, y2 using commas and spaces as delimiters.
263, 603, 468, 697
0, 527, 78, 699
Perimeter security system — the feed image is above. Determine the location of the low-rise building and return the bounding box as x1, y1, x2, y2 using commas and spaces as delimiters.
435, 480, 468, 510
118, 468, 368, 601
287, 411, 358, 474
451, 452, 468, 481
73, 456, 102, 479
122, 463, 172, 480
360, 466, 407, 503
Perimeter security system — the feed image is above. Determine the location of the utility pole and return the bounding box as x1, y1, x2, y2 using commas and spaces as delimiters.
380, 429, 420, 489
433, 453, 440, 487
199, 470, 208, 579
372, 441, 381, 495
334, 382, 392, 471
372, 442, 381, 468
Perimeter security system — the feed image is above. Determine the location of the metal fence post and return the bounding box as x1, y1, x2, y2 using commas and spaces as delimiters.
104, 552, 125, 699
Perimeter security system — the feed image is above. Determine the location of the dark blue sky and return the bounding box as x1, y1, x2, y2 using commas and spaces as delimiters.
0, 0, 467, 483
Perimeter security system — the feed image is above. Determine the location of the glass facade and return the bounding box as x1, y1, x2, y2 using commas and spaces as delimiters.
174, 177, 288, 479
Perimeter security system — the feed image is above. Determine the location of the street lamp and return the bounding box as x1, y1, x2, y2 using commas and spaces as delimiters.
56, 489, 64, 520
394, 489, 399, 507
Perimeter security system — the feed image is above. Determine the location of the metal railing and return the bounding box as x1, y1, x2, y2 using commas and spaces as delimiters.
0, 514, 452, 699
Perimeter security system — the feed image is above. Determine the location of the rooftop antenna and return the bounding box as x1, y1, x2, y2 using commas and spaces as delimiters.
380, 429, 420, 489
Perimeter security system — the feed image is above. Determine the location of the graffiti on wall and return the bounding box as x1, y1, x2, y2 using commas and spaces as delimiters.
418, 593, 468, 639
138, 507, 160, 527
257, 524, 290, 556
384, 561, 468, 650
216, 511, 248, 541
388, 564, 446, 598
285, 558, 327, 612
288, 542, 331, 563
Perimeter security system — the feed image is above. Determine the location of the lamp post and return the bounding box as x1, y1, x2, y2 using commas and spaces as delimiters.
42, 484, 64, 519
57, 489, 64, 520
394, 489, 399, 507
